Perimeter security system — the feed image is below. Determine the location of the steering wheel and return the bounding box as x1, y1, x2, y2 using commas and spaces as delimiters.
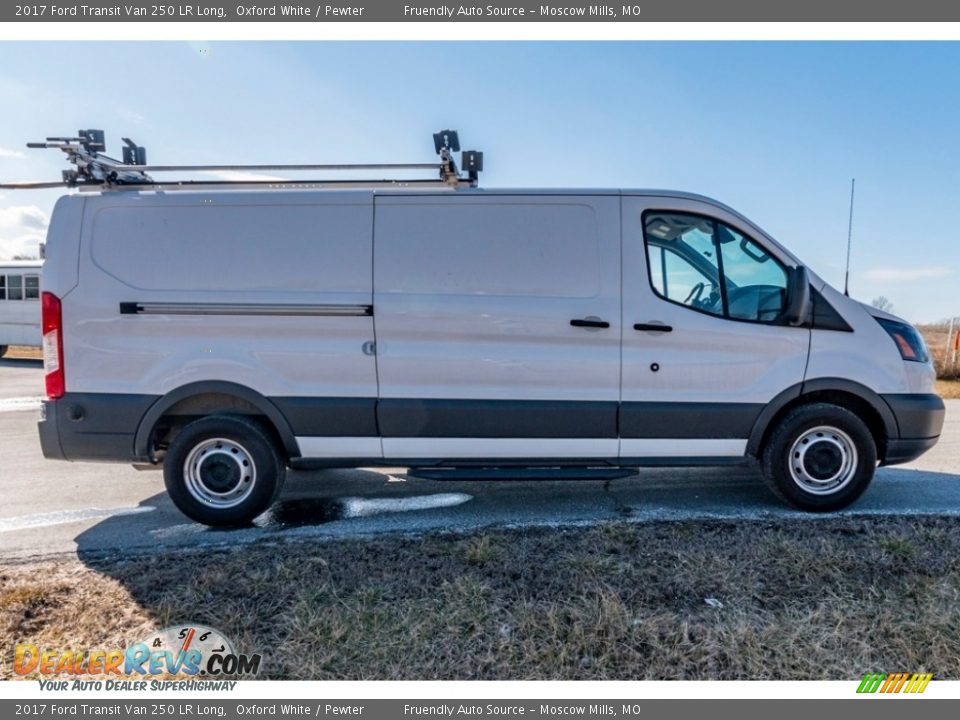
701, 283, 722, 312
683, 282, 705, 306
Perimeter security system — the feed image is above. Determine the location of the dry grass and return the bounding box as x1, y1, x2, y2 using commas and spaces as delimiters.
0, 346, 41, 360
936, 379, 960, 400
919, 324, 959, 380
0, 563, 157, 681
3, 517, 960, 680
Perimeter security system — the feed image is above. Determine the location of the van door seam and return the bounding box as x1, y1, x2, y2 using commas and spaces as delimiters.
371, 195, 383, 442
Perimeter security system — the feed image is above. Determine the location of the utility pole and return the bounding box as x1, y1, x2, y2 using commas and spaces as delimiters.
949, 316, 958, 376
844, 178, 855, 297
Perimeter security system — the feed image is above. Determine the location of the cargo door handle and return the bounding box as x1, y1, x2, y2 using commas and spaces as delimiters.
570, 318, 610, 329
634, 322, 673, 332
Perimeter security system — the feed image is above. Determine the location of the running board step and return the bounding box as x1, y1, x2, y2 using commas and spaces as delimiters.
407, 467, 638, 481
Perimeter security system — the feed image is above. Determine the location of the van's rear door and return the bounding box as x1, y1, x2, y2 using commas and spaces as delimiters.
373, 193, 621, 461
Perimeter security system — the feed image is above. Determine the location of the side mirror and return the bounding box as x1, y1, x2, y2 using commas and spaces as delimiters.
782, 265, 811, 327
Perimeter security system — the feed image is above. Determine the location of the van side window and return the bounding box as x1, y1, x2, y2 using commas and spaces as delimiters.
643, 212, 789, 323
0, 275, 5, 300
6, 274, 22, 301
646, 244, 724, 318
716, 224, 788, 321
24, 274, 40, 300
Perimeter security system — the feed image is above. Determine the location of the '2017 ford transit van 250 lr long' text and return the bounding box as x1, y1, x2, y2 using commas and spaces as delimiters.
21, 131, 944, 526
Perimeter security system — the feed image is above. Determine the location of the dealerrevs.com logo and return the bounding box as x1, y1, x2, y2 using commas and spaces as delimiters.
857, 673, 933, 694
14, 625, 262, 682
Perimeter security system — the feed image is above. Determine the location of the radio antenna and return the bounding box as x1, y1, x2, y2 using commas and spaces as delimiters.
843, 178, 856, 297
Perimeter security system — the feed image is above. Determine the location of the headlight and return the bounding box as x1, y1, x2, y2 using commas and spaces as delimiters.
874, 317, 929, 363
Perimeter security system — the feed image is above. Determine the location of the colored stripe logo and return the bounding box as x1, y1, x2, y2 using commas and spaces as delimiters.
857, 673, 933, 694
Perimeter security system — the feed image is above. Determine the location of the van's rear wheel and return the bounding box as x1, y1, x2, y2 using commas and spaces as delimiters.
163, 415, 285, 526
761, 403, 877, 511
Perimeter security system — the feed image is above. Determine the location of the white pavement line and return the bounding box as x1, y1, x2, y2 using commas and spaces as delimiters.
340, 492, 472, 518
0, 396, 42, 413
0, 506, 155, 533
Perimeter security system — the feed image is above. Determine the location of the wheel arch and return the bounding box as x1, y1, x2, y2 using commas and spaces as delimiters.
747, 378, 898, 461
134, 381, 300, 461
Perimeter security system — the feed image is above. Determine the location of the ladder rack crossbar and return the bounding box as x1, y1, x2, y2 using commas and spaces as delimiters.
76, 178, 472, 192
0, 181, 71, 190
107, 162, 440, 173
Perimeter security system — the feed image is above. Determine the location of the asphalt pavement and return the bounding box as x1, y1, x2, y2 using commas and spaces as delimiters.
0, 355, 957, 561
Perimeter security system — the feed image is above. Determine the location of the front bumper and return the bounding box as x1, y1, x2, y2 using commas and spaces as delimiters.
880, 392, 946, 466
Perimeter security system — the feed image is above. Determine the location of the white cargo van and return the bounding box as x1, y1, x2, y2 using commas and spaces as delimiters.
0, 260, 42, 356
18, 130, 942, 526
35, 187, 945, 525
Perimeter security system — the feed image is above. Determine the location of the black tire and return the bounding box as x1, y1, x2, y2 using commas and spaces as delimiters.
0, 345, 7, 358
761, 402, 877, 512
163, 415, 285, 526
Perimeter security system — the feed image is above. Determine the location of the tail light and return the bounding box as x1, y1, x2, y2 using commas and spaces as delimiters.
41, 291, 64, 399
874, 317, 929, 363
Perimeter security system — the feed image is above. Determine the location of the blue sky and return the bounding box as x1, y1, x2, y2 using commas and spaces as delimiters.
0, 41, 957, 322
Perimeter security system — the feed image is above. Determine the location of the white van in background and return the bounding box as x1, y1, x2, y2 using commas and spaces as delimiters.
36, 188, 945, 526
0, 260, 42, 356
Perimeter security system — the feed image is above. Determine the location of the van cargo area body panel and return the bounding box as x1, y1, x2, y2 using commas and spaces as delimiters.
372, 194, 622, 446
37, 195, 83, 299
67, 191, 379, 418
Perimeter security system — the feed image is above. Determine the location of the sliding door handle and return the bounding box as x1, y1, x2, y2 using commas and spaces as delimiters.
571, 318, 610, 329
634, 322, 673, 332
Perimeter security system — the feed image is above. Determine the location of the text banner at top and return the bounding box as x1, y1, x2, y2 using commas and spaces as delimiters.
5, 0, 960, 22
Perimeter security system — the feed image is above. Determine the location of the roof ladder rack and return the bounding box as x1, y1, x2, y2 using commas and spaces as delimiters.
0, 128, 484, 192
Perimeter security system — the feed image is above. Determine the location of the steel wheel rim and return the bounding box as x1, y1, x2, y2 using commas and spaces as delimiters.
788, 425, 858, 495
183, 437, 257, 508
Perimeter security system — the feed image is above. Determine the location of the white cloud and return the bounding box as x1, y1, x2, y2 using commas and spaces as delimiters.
0, 205, 48, 231
862, 267, 952, 283
0, 146, 25, 159
0, 205, 49, 260
116, 107, 146, 124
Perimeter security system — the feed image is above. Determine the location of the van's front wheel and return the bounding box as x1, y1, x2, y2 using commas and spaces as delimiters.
163, 415, 285, 526
761, 403, 877, 511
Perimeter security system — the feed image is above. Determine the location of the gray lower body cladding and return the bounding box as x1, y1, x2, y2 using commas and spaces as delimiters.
39, 392, 157, 462
376, 400, 762, 439
38, 392, 945, 466
881, 393, 946, 440
878, 393, 946, 466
